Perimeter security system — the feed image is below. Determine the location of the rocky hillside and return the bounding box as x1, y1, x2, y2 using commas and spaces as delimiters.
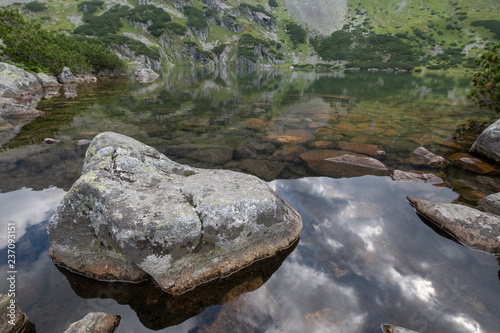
2, 0, 500, 70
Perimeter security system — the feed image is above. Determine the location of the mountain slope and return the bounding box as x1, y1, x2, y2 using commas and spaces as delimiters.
2, 0, 500, 70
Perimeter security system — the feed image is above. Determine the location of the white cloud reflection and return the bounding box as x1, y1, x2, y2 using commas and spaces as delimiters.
0, 187, 65, 249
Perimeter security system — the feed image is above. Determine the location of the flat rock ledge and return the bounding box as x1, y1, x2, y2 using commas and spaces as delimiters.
48, 132, 302, 293
63, 312, 120, 333
406, 196, 500, 254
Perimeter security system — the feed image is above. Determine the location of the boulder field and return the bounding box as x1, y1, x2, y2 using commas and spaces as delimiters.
47, 132, 302, 293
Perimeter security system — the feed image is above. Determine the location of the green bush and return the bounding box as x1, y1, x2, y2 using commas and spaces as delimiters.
77, 1, 104, 20
468, 43, 500, 112
269, 0, 278, 8
470, 20, 500, 40
166, 22, 187, 35
184, 6, 207, 29
0, 9, 125, 74
74, 5, 128, 36
212, 44, 227, 55
24, 1, 47, 12
286, 22, 306, 45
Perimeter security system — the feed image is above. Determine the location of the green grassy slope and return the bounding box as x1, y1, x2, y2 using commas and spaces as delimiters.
3, 0, 500, 70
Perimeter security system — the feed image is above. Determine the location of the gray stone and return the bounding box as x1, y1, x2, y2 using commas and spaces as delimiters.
135, 68, 160, 83
392, 170, 444, 185
48, 132, 302, 293
471, 119, 500, 165
413, 146, 446, 167
382, 324, 422, 333
63, 312, 120, 333
0, 102, 44, 118
407, 196, 500, 254
35, 73, 61, 88
477, 192, 500, 216
57, 67, 76, 84
0, 62, 42, 98
0, 294, 34, 333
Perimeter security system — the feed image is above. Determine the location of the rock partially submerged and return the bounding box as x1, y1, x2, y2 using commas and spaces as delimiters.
135, 68, 160, 82
471, 119, 500, 165
48, 132, 302, 293
0, 62, 42, 98
382, 324, 421, 333
392, 170, 444, 185
477, 192, 500, 216
0, 294, 35, 333
406, 196, 500, 254
63, 312, 120, 333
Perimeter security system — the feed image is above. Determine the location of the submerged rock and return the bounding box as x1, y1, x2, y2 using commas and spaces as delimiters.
412, 147, 446, 167
471, 119, 500, 165
63, 312, 120, 333
300, 150, 390, 178
0, 102, 44, 118
449, 153, 500, 175
48, 132, 302, 293
135, 68, 160, 83
406, 196, 500, 254
382, 324, 422, 333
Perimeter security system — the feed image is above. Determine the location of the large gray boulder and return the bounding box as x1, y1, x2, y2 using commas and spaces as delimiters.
407, 196, 500, 254
48, 132, 302, 293
471, 119, 500, 165
0, 62, 42, 98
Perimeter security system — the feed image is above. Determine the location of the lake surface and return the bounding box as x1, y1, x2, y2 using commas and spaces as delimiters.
0, 67, 499, 332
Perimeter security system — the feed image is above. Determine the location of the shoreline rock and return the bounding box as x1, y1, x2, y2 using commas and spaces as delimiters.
471, 119, 500, 165
48, 132, 302, 293
63, 312, 120, 333
406, 196, 500, 254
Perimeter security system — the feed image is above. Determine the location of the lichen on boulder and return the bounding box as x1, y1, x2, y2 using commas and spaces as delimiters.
48, 132, 302, 293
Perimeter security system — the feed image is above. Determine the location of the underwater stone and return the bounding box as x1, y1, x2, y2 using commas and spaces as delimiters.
48, 132, 302, 293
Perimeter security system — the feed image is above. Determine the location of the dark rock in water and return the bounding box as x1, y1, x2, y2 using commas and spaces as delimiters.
392, 170, 444, 185
0, 294, 36, 333
406, 196, 500, 254
56, 239, 298, 330
300, 150, 390, 178
265, 129, 314, 144
162, 144, 233, 166
239, 158, 286, 181
57, 67, 76, 84
269, 145, 307, 162
63, 312, 120, 333
471, 119, 500, 165
338, 141, 386, 156
382, 324, 422, 333
449, 153, 500, 175
135, 68, 160, 83
477, 192, 500, 216
44, 138, 60, 144
48, 132, 302, 293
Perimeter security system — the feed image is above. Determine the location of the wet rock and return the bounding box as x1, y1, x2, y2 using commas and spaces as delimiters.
57, 67, 76, 84
300, 150, 390, 178
265, 129, 314, 144
471, 119, 500, 165
48, 132, 302, 293
412, 147, 446, 167
162, 144, 233, 165
338, 141, 386, 156
63, 312, 120, 333
245, 118, 269, 130
0, 294, 35, 333
449, 153, 500, 175
477, 192, 500, 216
382, 324, 422, 333
44, 138, 60, 144
35, 73, 61, 88
239, 159, 286, 181
269, 145, 306, 162
0, 62, 42, 98
392, 170, 444, 185
406, 196, 500, 254
0, 102, 44, 118
310, 141, 336, 149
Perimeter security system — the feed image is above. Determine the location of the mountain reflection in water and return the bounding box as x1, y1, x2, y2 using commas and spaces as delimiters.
0, 67, 498, 332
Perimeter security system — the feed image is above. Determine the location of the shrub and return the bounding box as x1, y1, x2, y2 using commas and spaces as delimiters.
24, 1, 47, 12
184, 6, 207, 29
269, 0, 278, 8
286, 22, 306, 45
470, 20, 500, 40
468, 43, 500, 112
0, 9, 125, 74
166, 22, 187, 35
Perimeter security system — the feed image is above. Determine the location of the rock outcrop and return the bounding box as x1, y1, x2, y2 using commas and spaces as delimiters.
477, 192, 500, 216
134, 68, 160, 83
407, 196, 500, 254
0, 62, 42, 98
0, 294, 35, 333
48, 132, 302, 293
471, 119, 500, 165
63, 312, 120, 333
